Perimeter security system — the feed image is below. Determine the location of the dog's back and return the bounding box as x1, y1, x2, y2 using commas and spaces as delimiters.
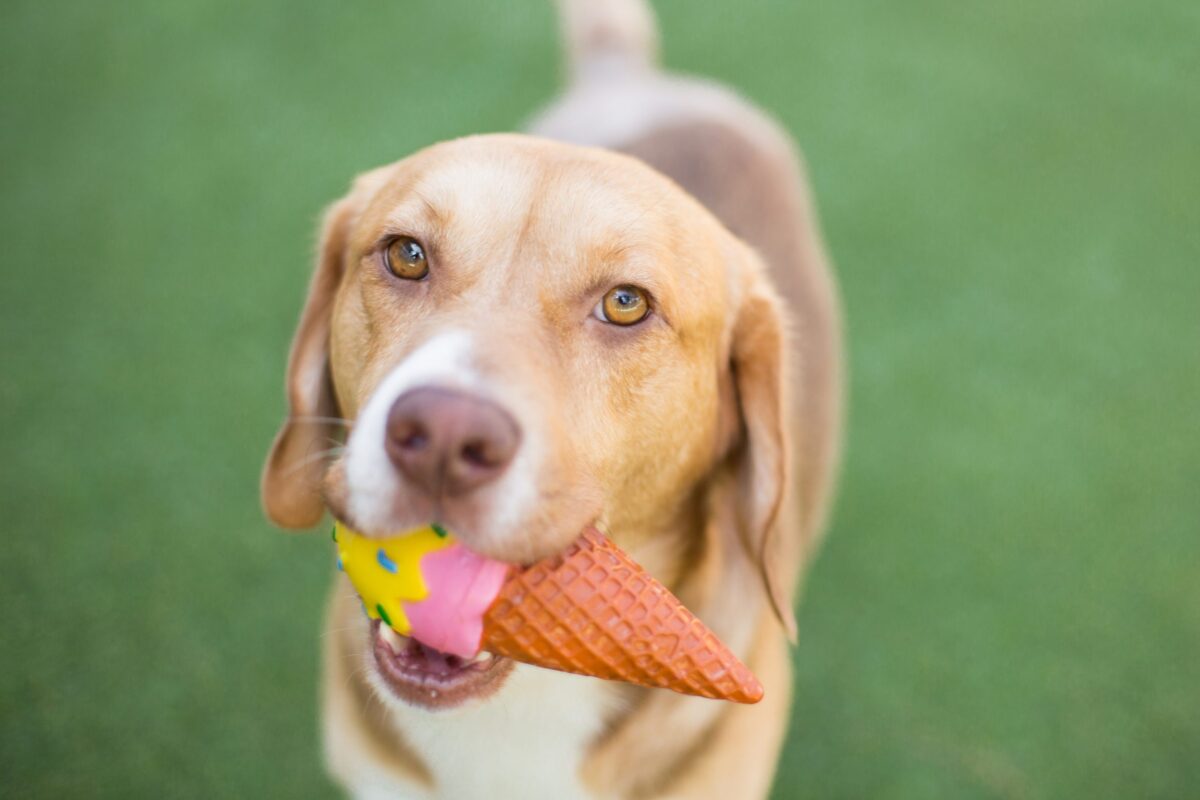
531, 0, 842, 583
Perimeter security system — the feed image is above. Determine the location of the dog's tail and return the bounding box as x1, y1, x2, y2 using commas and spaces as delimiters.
554, 0, 660, 83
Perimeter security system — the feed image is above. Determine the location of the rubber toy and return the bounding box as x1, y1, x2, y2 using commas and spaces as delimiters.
334, 522, 764, 704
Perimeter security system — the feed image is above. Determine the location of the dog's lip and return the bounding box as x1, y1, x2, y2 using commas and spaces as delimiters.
370, 620, 514, 710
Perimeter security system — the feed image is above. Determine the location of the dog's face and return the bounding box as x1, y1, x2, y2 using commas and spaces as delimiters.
263, 134, 792, 707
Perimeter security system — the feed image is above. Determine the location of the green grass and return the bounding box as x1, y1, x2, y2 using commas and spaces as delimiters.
2, 1, 1196, 797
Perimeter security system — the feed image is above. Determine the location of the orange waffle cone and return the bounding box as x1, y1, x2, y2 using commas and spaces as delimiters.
481, 528, 764, 704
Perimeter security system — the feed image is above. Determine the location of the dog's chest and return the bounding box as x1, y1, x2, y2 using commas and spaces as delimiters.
388, 664, 614, 800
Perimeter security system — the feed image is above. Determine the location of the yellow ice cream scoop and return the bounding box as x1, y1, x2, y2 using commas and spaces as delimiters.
332, 522, 452, 634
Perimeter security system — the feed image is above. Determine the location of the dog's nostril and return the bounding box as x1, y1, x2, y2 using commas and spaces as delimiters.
400, 429, 428, 450
388, 418, 430, 451
460, 440, 493, 468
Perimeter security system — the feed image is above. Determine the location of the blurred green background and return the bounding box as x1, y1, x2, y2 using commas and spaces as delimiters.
2, 0, 1197, 797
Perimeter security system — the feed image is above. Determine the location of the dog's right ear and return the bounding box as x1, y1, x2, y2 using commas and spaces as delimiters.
260, 193, 359, 529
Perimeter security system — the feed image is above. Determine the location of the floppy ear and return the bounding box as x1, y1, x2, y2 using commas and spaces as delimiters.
261, 195, 357, 529
725, 249, 798, 639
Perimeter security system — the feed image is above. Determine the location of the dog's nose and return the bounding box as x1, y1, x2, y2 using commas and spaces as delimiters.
384, 387, 521, 497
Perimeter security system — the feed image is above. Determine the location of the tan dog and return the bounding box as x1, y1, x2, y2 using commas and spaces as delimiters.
261, 1, 841, 797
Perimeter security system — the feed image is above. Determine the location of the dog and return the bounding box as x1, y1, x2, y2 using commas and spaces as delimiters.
261, 0, 841, 797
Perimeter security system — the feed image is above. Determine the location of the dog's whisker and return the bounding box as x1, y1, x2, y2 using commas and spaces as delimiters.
288, 415, 354, 429
320, 622, 368, 639
282, 446, 346, 478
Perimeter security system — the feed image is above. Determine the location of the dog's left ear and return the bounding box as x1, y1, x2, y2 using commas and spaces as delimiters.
722, 244, 798, 640
260, 193, 358, 530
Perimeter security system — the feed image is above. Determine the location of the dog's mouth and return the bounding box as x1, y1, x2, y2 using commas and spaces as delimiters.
370, 619, 514, 710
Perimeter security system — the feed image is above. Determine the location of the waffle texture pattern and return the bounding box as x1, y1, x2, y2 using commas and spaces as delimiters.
483, 528, 764, 703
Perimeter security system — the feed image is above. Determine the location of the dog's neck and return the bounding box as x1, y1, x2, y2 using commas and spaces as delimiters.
380, 662, 616, 800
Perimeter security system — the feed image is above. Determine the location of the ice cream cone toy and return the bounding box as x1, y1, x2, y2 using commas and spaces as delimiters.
333, 522, 764, 704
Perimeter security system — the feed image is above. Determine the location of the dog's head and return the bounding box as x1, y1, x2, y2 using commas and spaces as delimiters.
262, 135, 796, 696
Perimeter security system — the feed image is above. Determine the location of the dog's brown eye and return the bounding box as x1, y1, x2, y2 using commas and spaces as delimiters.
385, 236, 428, 280
598, 285, 650, 326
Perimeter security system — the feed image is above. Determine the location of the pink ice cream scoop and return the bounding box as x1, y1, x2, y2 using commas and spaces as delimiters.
402, 544, 510, 658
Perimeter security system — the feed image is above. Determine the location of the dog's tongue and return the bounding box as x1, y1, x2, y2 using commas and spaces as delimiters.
402, 544, 509, 659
